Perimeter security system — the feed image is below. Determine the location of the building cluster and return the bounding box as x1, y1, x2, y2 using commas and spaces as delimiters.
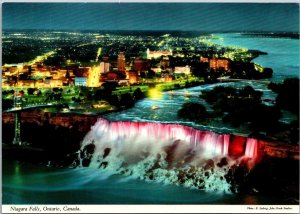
2, 63, 72, 88
146, 48, 172, 59
2, 46, 234, 88
3, 31, 247, 90
200, 56, 231, 72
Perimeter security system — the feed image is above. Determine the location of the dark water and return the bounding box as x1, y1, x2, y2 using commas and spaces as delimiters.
3, 160, 235, 204
3, 160, 286, 205
2, 160, 290, 205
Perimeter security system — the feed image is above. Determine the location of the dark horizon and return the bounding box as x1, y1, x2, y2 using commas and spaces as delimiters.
3, 3, 300, 32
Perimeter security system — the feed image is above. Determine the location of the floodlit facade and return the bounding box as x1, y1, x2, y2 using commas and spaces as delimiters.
200, 56, 209, 63
209, 58, 230, 71
174, 66, 191, 75
100, 62, 111, 74
87, 66, 100, 87
147, 48, 172, 59
160, 56, 170, 68
117, 52, 126, 72
128, 71, 138, 84
75, 77, 87, 86
134, 57, 148, 72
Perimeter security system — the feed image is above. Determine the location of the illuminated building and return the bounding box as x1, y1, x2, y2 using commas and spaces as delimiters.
50, 70, 69, 80
134, 57, 148, 73
2, 63, 23, 73
200, 56, 209, 63
17, 80, 36, 87
75, 77, 87, 86
73, 67, 89, 78
128, 71, 138, 84
165, 67, 173, 73
32, 70, 51, 78
118, 80, 129, 86
72, 66, 97, 87
107, 72, 119, 81
44, 79, 63, 87
147, 48, 172, 59
151, 67, 162, 73
160, 56, 170, 68
117, 52, 126, 72
209, 58, 230, 71
32, 80, 43, 87
87, 66, 100, 87
174, 66, 191, 75
100, 62, 110, 74
100, 73, 107, 82
164, 75, 173, 82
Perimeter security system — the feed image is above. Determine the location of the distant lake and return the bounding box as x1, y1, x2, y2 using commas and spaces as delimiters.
213, 33, 299, 82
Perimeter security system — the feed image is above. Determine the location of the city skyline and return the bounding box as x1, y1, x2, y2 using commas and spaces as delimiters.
3, 3, 300, 32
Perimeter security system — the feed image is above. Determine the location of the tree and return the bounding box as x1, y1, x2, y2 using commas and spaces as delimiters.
107, 95, 120, 107
147, 69, 155, 78
275, 78, 299, 114
178, 102, 209, 121
119, 93, 134, 108
133, 88, 145, 100
261, 68, 273, 78
102, 82, 118, 91
37, 90, 42, 96
248, 105, 282, 133
27, 88, 35, 95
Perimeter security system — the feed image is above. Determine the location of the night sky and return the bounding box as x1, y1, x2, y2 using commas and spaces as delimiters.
3, 3, 299, 32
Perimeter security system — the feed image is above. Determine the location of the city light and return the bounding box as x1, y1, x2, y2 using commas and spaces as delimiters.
87, 66, 100, 87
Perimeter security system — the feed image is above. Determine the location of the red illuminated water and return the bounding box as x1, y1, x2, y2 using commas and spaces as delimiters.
83, 118, 259, 160
79, 118, 261, 192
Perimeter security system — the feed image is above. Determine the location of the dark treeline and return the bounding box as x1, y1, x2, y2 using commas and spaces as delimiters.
72, 83, 145, 109
268, 78, 299, 114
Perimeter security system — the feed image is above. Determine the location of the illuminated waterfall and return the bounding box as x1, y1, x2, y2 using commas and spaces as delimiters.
245, 138, 258, 159
79, 118, 260, 192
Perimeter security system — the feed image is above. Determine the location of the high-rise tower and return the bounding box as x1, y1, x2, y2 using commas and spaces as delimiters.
117, 52, 126, 72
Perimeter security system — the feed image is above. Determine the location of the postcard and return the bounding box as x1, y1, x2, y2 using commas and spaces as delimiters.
2, 1, 299, 213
